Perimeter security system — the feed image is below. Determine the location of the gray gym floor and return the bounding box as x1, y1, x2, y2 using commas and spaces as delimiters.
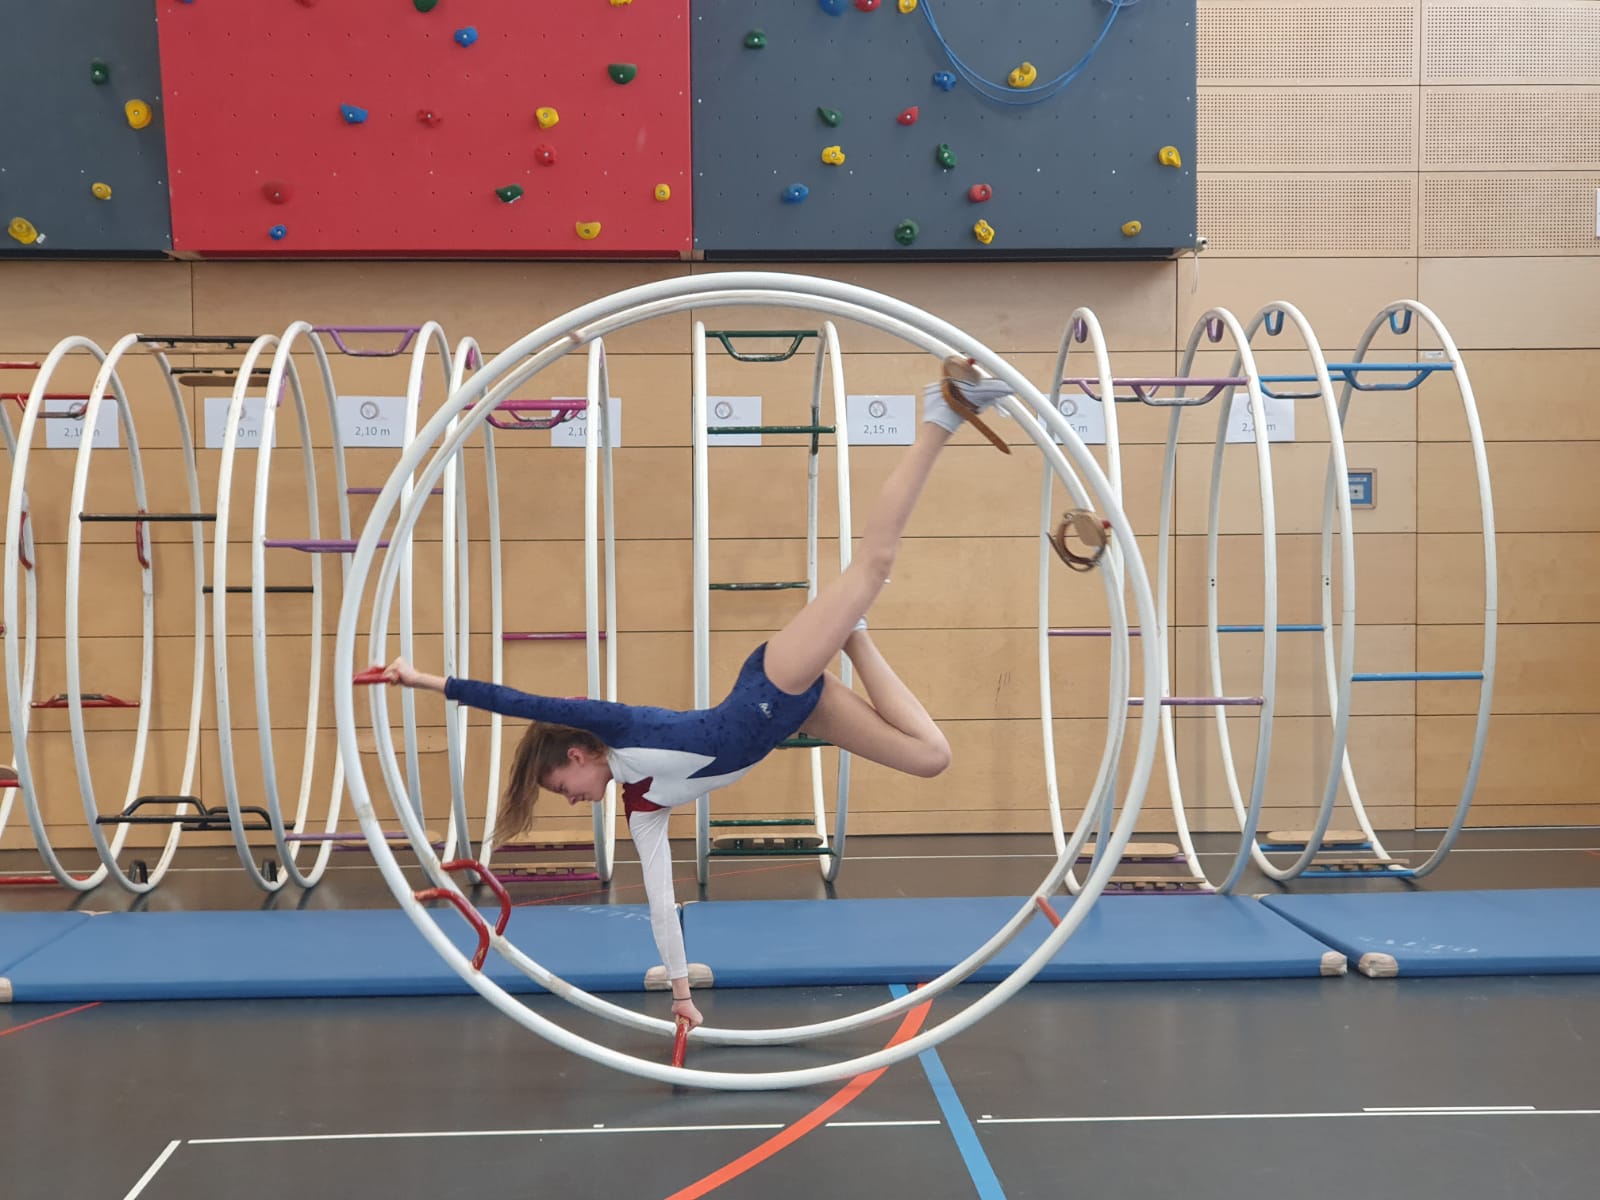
4, 830, 1599, 1199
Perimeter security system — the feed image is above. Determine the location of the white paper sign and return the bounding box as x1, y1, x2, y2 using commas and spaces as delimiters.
204, 395, 276, 450
1050, 390, 1107, 446
707, 395, 762, 446
1226, 392, 1295, 444
44, 398, 120, 450
846, 393, 915, 445
549, 395, 624, 448
337, 395, 409, 448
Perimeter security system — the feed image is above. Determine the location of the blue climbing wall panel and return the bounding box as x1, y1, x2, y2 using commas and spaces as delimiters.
691, 0, 1196, 259
0, 0, 173, 256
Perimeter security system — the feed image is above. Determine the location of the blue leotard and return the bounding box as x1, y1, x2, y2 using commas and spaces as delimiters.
444, 644, 825, 978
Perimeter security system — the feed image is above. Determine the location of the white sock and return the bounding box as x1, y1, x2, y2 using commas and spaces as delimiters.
921, 380, 962, 432
851, 616, 868, 633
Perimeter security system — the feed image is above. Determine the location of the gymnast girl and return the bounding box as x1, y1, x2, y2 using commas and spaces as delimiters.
380, 361, 1102, 1030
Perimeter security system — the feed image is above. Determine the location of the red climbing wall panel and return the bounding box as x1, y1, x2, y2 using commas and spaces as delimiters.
156, 0, 691, 258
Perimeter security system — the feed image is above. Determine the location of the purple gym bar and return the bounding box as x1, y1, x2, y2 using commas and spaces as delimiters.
502, 631, 608, 641
483, 398, 587, 431
312, 325, 421, 358
263, 538, 390, 552
1060, 377, 1247, 406
1128, 696, 1264, 707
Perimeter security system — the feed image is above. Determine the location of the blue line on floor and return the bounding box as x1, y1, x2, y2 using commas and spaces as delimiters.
889, 984, 1006, 1199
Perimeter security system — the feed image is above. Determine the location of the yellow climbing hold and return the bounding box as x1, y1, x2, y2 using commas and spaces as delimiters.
125, 99, 153, 129
973, 219, 995, 245
1158, 145, 1182, 168
654, 183, 672, 202
536, 107, 560, 129
610, 0, 633, 5
821, 144, 846, 165
91, 182, 113, 201
1007, 62, 1037, 88
576, 221, 602, 240
8, 217, 41, 245
1121, 220, 1143, 237
897, 0, 918, 10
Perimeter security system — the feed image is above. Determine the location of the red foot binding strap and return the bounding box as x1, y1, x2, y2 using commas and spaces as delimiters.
352, 666, 388, 685
672, 1015, 691, 1068
1034, 895, 1063, 927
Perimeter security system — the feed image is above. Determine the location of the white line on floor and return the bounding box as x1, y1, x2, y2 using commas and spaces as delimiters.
1363, 1105, 1534, 1113
121, 1140, 180, 1200
825, 1120, 943, 1128
978, 1108, 1600, 1126
187, 1122, 787, 1145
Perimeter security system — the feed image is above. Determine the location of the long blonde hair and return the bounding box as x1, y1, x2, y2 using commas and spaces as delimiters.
492, 721, 608, 847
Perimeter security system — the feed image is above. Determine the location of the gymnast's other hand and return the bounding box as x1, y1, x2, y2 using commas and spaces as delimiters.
671, 996, 704, 1030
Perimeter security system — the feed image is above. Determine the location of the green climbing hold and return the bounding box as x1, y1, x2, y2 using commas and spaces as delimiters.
495, 184, 525, 204
744, 29, 767, 49
608, 63, 638, 85
90, 60, 109, 85
894, 219, 920, 247
413, 0, 439, 11
818, 107, 842, 127
935, 142, 957, 169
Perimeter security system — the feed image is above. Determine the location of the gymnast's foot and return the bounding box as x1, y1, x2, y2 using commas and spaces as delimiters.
921, 355, 1013, 454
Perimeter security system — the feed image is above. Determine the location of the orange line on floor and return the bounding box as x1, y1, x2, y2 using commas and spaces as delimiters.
660, 994, 935, 1200
0, 1001, 101, 1039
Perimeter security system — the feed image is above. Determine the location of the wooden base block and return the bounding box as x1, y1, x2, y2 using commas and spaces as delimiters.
644, 963, 715, 991
1082, 840, 1181, 862
1308, 856, 1410, 871
1105, 874, 1211, 892
711, 835, 823, 852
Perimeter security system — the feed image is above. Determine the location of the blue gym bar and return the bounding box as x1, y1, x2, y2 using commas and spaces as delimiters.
1216, 624, 1324, 633
1353, 671, 1484, 682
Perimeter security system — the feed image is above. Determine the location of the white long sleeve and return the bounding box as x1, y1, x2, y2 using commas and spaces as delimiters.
627, 806, 687, 981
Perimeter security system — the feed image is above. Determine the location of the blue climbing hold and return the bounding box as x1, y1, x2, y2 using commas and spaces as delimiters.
269, 225, 288, 241
782, 183, 810, 204
932, 71, 957, 91
340, 104, 368, 124
454, 26, 478, 46
818, 0, 848, 13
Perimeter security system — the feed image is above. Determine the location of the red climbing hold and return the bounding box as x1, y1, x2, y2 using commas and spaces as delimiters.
897, 106, 919, 126
534, 144, 556, 166
968, 183, 993, 203
417, 109, 443, 127
262, 181, 293, 205
855, 0, 881, 9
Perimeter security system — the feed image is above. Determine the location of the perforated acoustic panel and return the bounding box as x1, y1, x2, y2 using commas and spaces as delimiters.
1199, 175, 1417, 255
1198, 1, 1419, 86
156, 0, 692, 257
1421, 176, 1600, 255
1200, 89, 1417, 170
1423, 2, 1600, 84
1422, 89, 1600, 170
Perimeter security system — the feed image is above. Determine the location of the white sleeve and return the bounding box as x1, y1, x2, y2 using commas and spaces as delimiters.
627, 807, 687, 981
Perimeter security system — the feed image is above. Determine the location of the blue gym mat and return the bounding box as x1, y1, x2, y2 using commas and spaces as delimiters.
1263, 888, 1600, 978
680, 895, 1346, 986
0, 913, 91, 987
0, 905, 661, 1002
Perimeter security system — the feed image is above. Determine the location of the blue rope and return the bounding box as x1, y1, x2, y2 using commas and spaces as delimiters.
919, 0, 1140, 106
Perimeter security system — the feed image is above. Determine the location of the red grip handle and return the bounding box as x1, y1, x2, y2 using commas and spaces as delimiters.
440, 858, 512, 936
352, 666, 388, 685
671, 1015, 691, 1068
413, 886, 491, 971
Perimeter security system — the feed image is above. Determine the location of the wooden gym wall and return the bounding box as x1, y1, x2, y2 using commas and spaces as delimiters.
1, 0, 1597, 848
